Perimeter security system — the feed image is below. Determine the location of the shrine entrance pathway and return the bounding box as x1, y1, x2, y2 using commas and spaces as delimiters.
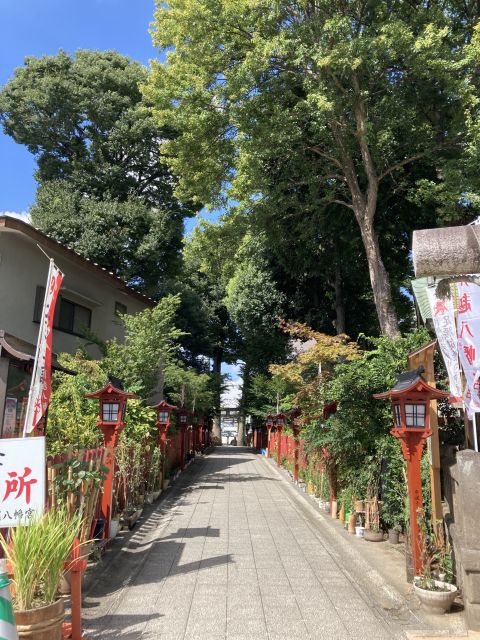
83, 447, 416, 640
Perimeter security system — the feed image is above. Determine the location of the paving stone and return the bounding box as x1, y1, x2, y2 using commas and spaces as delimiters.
83, 448, 411, 640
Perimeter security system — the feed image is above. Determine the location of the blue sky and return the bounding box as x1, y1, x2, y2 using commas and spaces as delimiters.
0, 0, 160, 215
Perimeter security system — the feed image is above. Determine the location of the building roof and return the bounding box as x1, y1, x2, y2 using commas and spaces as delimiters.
0, 330, 74, 373
0, 216, 155, 308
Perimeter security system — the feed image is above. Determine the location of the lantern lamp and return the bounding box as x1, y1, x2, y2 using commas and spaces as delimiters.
86, 378, 137, 439
373, 366, 449, 576
266, 414, 274, 428
374, 367, 448, 438
275, 413, 285, 428
85, 377, 137, 538
152, 399, 177, 427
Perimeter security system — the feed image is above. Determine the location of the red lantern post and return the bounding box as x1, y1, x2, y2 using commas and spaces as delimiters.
152, 400, 177, 491
197, 415, 204, 452
374, 367, 449, 576
178, 408, 188, 469
265, 415, 274, 456
275, 413, 285, 467
85, 380, 136, 538
290, 409, 302, 483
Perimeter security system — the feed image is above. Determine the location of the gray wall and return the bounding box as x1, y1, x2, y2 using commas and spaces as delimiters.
0, 227, 150, 358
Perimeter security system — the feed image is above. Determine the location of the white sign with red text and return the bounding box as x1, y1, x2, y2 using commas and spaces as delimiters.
456, 281, 480, 414
24, 261, 63, 435
0, 437, 45, 526
426, 287, 462, 402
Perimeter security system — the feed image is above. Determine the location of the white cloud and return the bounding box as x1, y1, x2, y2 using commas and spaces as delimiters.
0, 211, 30, 222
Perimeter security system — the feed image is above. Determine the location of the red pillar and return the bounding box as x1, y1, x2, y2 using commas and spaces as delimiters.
99, 425, 120, 539
180, 424, 187, 470
276, 426, 283, 466
197, 425, 203, 452
158, 424, 169, 490
293, 424, 300, 483
267, 427, 272, 456
398, 432, 427, 576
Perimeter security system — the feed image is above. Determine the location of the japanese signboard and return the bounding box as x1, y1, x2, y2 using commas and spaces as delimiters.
426, 287, 462, 402
24, 260, 63, 435
2, 398, 17, 438
0, 437, 45, 526
456, 282, 480, 415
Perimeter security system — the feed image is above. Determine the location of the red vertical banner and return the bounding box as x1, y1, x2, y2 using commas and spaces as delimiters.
24, 260, 64, 435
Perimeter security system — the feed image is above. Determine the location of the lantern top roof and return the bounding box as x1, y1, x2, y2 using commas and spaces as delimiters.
152, 399, 178, 412
86, 381, 137, 401
373, 366, 450, 401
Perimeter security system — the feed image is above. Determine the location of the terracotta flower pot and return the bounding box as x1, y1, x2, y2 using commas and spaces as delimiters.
348, 512, 356, 534
15, 599, 64, 639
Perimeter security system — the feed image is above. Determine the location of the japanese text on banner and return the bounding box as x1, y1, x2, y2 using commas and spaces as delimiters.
426, 287, 462, 402
23, 261, 63, 435
456, 282, 480, 413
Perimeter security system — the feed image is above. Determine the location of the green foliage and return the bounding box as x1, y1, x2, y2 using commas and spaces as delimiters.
47, 353, 107, 455
53, 458, 108, 501
103, 295, 185, 397
306, 330, 431, 470
1, 508, 83, 610
146, 0, 480, 335
0, 49, 195, 297
165, 362, 214, 413
121, 400, 157, 442
31, 182, 184, 297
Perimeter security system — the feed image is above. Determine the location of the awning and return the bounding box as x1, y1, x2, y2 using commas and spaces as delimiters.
411, 277, 433, 322
0, 330, 75, 374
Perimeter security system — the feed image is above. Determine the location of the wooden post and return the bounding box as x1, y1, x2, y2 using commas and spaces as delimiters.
408, 340, 443, 541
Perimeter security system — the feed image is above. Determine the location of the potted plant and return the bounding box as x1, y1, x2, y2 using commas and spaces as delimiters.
145, 447, 162, 502
413, 514, 457, 614
52, 455, 107, 593
1, 509, 83, 639
364, 496, 384, 542
388, 524, 402, 545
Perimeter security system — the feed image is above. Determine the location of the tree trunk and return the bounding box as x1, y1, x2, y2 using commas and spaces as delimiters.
211, 346, 223, 442
334, 266, 346, 335
358, 219, 400, 339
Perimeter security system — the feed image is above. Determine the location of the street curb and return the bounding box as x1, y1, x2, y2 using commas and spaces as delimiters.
259, 454, 469, 638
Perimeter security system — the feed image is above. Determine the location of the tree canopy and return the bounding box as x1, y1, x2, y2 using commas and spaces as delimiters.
145, 0, 479, 337
0, 49, 196, 297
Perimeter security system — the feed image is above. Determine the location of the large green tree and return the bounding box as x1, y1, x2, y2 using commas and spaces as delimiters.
146, 0, 477, 338
0, 50, 195, 296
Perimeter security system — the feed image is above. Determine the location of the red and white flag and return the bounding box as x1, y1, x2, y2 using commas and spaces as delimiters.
456, 281, 480, 416
23, 260, 63, 436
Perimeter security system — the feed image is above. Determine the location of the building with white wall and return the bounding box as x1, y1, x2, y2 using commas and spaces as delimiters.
0, 215, 154, 436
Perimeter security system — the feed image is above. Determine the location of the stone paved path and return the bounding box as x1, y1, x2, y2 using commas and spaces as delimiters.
83, 447, 406, 639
